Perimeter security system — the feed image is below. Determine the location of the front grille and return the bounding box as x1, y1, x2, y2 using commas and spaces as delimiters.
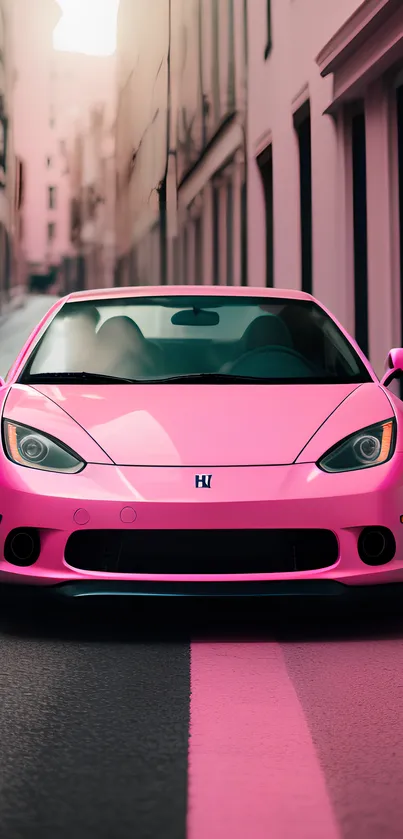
65, 529, 338, 574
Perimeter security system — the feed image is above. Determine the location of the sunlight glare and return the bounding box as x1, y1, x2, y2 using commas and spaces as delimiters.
53, 0, 119, 56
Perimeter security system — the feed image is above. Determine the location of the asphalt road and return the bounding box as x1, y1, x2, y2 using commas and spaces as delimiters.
1, 296, 403, 839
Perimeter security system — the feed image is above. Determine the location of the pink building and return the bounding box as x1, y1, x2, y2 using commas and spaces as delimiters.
0, 0, 23, 310
115, 0, 403, 377
248, 0, 403, 377
13, 0, 63, 290
13, 0, 116, 292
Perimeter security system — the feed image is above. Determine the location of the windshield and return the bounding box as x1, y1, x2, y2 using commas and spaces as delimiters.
19, 295, 372, 385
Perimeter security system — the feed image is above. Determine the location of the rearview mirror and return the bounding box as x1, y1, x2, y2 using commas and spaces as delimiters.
171, 308, 219, 327
380, 348, 403, 387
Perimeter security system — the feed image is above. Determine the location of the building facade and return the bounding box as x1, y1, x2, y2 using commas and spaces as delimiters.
54, 50, 117, 292
115, 0, 169, 287
115, 0, 403, 377
115, 0, 247, 287
66, 101, 116, 292
0, 0, 23, 312
13, 0, 116, 293
13, 0, 63, 292
171, 0, 247, 287
248, 0, 403, 378
13, 0, 61, 287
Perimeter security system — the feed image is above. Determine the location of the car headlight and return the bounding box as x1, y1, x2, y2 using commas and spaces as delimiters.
2, 420, 85, 473
317, 419, 395, 473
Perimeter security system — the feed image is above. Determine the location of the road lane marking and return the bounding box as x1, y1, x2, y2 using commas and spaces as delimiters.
188, 641, 341, 839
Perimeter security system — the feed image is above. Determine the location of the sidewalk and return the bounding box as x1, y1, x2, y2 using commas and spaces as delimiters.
0, 294, 59, 377
0, 287, 26, 326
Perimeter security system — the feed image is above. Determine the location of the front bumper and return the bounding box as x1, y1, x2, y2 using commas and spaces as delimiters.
1, 458, 403, 591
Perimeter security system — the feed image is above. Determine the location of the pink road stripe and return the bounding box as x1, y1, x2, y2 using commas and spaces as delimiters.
188, 642, 341, 839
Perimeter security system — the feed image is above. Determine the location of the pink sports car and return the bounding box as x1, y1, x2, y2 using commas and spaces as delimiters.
1, 284, 403, 600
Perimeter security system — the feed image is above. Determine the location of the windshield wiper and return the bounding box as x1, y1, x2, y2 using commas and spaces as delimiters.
23, 372, 266, 385
133, 373, 278, 383
134, 373, 364, 384
23, 371, 137, 384
22, 371, 361, 386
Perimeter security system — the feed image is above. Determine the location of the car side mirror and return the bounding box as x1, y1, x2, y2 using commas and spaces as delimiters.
380, 348, 403, 387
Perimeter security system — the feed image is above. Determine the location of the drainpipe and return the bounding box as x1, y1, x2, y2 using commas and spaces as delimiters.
241, 0, 248, 286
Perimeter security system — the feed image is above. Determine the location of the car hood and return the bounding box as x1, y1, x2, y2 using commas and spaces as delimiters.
28, 382, 366, 466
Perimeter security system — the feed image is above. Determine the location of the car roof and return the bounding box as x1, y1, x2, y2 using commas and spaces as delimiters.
64, 285, 315, 304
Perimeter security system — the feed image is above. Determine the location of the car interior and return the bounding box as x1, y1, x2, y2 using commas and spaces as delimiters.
25, 300, 364, 382
84, 307, 331, 379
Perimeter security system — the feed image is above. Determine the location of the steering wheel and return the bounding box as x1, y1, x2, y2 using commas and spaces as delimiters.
223, 345, 321, 377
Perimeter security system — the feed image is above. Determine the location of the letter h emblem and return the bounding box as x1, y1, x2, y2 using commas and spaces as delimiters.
195, 474, 212, 489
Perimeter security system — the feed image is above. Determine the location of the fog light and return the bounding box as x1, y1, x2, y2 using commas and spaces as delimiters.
4, 528, 40, 567
357, 527, 396, 566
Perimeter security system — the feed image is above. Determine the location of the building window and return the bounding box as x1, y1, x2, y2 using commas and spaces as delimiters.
130, 247, 138, 285
195, 216, 203, 284
47, 222, 55, 242
48, 186, 56, 209
159, 178, 167, 285
241, 178, 247, 286
16, 159, 24, 210
228, 0, 235, 110
212, 184, 220, 284
264, 1, 272, 60
212, 0, 220, 122
77, 254, 85, 290
197, 0, 207, 147
183, 226, 188, 283
351, 107, 369, 357
114, 258, 122, 287
257, 144, 274, 287
0, 108, 8, 189
294, 100, 312, 295
173, 236, 180, 283
226, 181, 233, 285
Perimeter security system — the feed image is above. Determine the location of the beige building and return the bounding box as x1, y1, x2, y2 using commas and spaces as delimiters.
115, 0, 169, 286
66, 100, 116, 291
115, 0, 247, 287
50, 48, 116, 292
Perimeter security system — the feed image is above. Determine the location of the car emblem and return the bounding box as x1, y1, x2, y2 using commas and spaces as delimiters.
195, 474, 212, 489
